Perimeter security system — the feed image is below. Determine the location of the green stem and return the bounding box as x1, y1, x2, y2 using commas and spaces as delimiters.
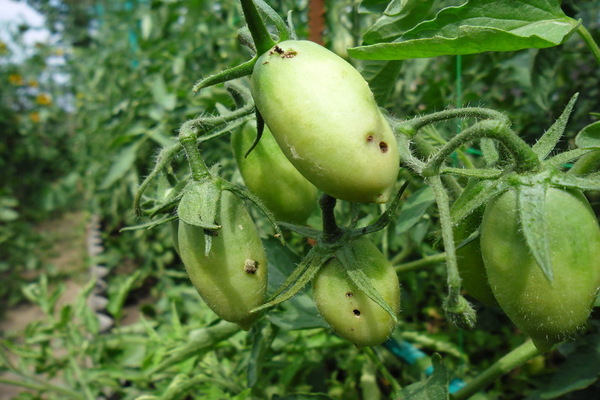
179, 122, 211, 182
362, 347, 402, 393
452, 340, 540, 400
394, 253, 447, 273
398, 108, 511, 137
428, 176, 460, 300
0, 377, 86, 400
422, 120, 541, 177
577, 24, 600, 67
240, 0, 276, 54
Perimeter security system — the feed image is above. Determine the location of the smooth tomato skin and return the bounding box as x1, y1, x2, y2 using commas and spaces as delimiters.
454, 209, 498, 307
231, 121, 318, 224
178, 190, 267, 330
312, 238, 401, 347
251, 40, 399, 204
481, 188, 600, 351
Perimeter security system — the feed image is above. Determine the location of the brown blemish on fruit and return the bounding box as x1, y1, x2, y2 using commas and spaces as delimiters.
346, 292, 353, 297
366, 134, 374, 143
282, 49, 297, 58
353, 309, 361, 317
270, 45, 284, 56
379, 141, 389, 153
262, 61, 269, 65
244, 259, 259, 274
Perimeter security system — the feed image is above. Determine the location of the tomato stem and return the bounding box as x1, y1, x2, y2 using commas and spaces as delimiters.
422, 120, 541, 177
577, 25, 600, 67
320, 194, 342, 241
452, 340, 540, 400
240, 0, 277, 55
179, 122, 211, 182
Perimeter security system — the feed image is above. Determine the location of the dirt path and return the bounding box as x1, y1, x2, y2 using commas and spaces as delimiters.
0, 210, 89, 399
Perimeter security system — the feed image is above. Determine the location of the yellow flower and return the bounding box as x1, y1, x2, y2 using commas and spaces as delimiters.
8, 74, 24, 85
30, 112, 40, 123
0, 41, 8, 55
36, 93, 52, 106
28, 80, 39, 88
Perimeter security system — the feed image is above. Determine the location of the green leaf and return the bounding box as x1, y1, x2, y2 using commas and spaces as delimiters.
100, 142, 141, 189
151, 74, 176, 111
395, 186, 436, 235
362, 0, 435, 44
539, 335, 600, 398
400, 353, 449, 399
550, 173, 600, 192
532, 93, 578, 160
575, 121, 600, 149
349, 0, 579, 60
359, 60, 403, 105
450, 179, 504, 224
517, 183, 553, 282
247, 320, 278, 387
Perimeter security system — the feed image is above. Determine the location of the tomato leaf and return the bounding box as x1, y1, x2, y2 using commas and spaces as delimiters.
517, 184, 553, 283
395, 186, 436, 235
349, 0, 579, 60
532, 93, 578, 160
359, 59, 403, 105
575, 121, 600, 149
400, 353, 449, 400
362, 0, 435, 44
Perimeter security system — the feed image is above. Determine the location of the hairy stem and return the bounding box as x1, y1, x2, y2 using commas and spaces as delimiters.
398, 108, 511, 137
423, 120, 540, 176
179, 122, 211, 182
577, 24, 600, 67
394, 253, 447, 273
320, 194, 341, 241
452, 340, 540, 400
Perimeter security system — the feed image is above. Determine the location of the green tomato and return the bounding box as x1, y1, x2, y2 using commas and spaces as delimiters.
251, 40, 399, 204
454, 209, 498, 307
312, 238, 401, 346
231, 121, 318, 224
481, 187, 600, 351
178, 190, 267, 330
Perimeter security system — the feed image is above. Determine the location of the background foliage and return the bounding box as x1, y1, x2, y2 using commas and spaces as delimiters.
1, 0, 599, 399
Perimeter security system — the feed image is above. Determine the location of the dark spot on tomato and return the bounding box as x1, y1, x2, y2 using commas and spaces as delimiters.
346, 292, 353, 297
366, 134, 374, 142
244, 259, 259, 274
273, 45, 284, 55
282, 50, 297, 58
353, 309, 361, 316
262, 61, 269, 65
379, 142, 388, 153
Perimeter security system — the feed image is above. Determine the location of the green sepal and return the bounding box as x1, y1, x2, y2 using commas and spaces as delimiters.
244, 110, 265, 158
532, 93, 578, 160
251, 249, 332, 314
439, 166, 503, 179
223, 182, 285, 245
255, 0, 291, 42
177, 180, 222, 230
568, 149, 600, 175
120, 215, 178, 232
277, 222, 321, 239
550, 173, 600, 191
450, 179, 505, 224
192, 57, 257, 94
336, 244, 399, 324
574, 120, 600, 149
517, 183, 553, 283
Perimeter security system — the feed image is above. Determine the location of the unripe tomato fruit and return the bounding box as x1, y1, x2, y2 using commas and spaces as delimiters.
481, 188, 600, 351
251, 40, 399, 204
177, 190, 267, 330
231, 121, 318, 224
454, 210, 498, 307
312, 238, 401, 346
